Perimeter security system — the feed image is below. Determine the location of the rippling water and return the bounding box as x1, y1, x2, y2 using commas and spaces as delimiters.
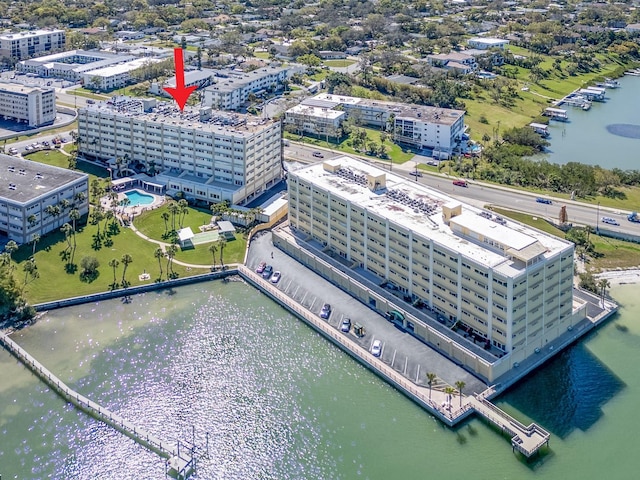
2, 281, 640, 479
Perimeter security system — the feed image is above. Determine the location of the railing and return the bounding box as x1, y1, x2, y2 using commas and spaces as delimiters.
0, 331, 197, 475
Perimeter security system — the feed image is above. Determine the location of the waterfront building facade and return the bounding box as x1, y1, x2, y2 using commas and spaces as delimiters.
0, 83, 56, 127
202, 66, 291, 111
0, 155, 89, 244
78, 96, 282, 205
0, 29, 65, 60
288, 93, 466, 154
287, 156, 576, 360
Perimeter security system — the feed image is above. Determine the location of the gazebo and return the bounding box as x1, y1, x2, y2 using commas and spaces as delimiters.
177, 227, 195, 247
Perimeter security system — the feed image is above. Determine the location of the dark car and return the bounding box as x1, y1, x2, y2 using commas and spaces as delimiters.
340, 318, 351, 332
262, 265, 273, 279
256, 261, 267, 274
320, 303, 332, 319
536, 197, 552, 205
453, 180, 468, 187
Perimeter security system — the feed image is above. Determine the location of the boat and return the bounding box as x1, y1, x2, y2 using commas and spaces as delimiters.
605, 78, 620, 88
582, 101, 591, 111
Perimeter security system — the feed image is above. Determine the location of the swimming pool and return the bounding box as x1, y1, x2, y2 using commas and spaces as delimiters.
124, 190, 154, 206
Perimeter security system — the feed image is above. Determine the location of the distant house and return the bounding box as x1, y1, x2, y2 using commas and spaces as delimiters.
318, 51, 347, 60
467, 37, 509, 50
626, 23, 640, 33
425, 52, 477, 74
114, 30, 145, 41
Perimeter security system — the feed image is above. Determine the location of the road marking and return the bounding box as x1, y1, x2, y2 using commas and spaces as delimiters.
300, 291, 307, 305
284, 279, 292, 292
309, 297, 316, 311
403, 356, 408, 375
391, 349, 397, 367
292, 285, 300, 299
415, 364, 421, 383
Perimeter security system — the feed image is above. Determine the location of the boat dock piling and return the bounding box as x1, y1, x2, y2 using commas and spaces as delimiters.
0, 331, 204, 479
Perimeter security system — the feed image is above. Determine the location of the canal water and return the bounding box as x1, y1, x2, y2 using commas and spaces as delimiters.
0, 281, 639, 479
544, 75, 640, 170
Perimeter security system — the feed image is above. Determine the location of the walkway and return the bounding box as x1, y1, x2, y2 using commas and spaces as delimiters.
238, 264, 551, 457
0, 331, 202, 478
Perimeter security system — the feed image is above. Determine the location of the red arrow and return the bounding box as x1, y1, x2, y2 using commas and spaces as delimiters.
164, 48, 197, 112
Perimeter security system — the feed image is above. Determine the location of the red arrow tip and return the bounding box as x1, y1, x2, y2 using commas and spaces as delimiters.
164, 48, 196, 112
163, 84, 197, 112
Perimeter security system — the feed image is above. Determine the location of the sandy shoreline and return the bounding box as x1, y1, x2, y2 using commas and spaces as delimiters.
595, 268, 640, 285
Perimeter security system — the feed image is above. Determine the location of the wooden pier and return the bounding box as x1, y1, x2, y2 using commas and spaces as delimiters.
469, 393, 550, 457
0, 331, 202, 479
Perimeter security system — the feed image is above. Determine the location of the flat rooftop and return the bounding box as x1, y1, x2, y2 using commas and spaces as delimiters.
82, 96, 277, 137
0, 29, 63, 40
293, 156, 570, 277
0, 82, 52, 95
0, 155, 87, 204
287, 104, 346, 120
85, 57, 162, 78
305, 93, 465, 126
205, 65, 288, 93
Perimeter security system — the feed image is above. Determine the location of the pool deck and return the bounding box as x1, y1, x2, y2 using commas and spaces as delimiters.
100, 188, 165, 218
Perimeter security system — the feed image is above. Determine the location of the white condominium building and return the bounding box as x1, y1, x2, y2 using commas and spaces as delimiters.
0, 29, 65, 60
18, 50, 136, 81
78, 96, 282, 205
288, 156, 576, 358
295, 93, 466, 153
203, 66, 290, 111
0, 155, 89, 244
81, 58, 163, 91
0, 83, 56, 127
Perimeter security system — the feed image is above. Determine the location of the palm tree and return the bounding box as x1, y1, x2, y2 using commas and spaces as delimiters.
121, 253, 133, 285
166, 244, 178, 275
30, 233, 40, 256
22, 257, 39, 290
217, 236, 227, 268
161, 212, 170, 234
69, 209, 80, 248
167, 201, 180, 232
73, 191, 86, 207
178, 199, 189, 228
5, 240, 18, 270
109, 258, 119, 285
27, 214, 37, 232
208, 243, 218, 267
598, 278, 611, 307
154, 247, 164, 279
426, 372, 436, 400
61, 223, 73, 251
444, 386, 456, 409
455, 381, 466, 408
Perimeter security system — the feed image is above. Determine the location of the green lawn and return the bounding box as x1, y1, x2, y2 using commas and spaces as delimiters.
253, 51, 270, 59
5, 122, 78, 144
11, 215, 209, 304
324, 59, 356, 67
133, 203, 247, 265
491, 207, 640, 271
69, 89, 110, 100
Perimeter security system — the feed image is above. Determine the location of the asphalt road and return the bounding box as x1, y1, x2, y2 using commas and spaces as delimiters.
285, 142, 640, 237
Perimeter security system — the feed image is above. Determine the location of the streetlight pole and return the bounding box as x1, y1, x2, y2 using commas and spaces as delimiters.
596, 202, 600, 234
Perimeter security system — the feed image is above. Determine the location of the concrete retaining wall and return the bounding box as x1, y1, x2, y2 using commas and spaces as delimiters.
34, 269, 236, 311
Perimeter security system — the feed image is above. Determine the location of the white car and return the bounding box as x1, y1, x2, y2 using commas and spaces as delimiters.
270, 271, 281, 283
371, 339, 382, 357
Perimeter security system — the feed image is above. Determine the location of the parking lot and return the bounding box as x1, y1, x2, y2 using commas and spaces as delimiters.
247, 231, 485, 395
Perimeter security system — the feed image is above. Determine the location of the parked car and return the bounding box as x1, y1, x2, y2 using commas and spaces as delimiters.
452, 180, 468, 187
312, 151, 324, 158
601, 217, 620, 226
536, 198, 552, 205
256, 261, 267, 274
409, 171, 423, 177
340, 318, 351, 332
320, 303, 332, 319
371, 340, 382, 357
270, 271, 281, 283
262, 265, 273, 279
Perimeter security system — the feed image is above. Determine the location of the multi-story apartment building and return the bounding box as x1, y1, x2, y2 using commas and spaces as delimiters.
202, 66, 291, 111
17, 50, 136, 81
78, 96, 282, 205
289, 93, 466, 154
0, 155, 89, 244
81, 58, 163, 91
287, 156, 576, 360
0, 29, 65, 60
285, 104, 346, 139
0, 83, 56, 127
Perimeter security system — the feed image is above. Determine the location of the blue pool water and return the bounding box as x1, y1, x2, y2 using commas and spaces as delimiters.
124, 190, 154, 206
